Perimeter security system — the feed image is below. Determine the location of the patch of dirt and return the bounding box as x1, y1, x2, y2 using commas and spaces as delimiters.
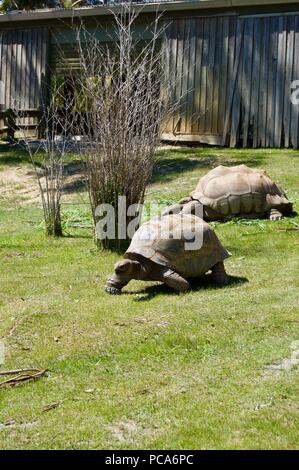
0, 165, 40, 204
108, 419, 139, 444
0, 163, 86, 205
263, 340, 299, 378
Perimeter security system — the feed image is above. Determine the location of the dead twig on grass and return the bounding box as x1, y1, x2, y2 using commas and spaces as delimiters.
0, 368, 42, 376
42, 401, 63, 412
0, 369, 48, 388
6, 314, 29, 338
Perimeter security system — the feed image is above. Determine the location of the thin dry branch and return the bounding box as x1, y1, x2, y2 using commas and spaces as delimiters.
0, 369, 48, 388
0, 368, 42, 376
6, 314, 29, 338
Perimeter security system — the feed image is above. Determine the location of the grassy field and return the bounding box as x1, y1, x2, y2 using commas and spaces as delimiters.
0, 143, 298, 450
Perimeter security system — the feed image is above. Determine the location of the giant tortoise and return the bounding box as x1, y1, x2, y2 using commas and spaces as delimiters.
105, 214, 230, 294
162, 165, 293, 221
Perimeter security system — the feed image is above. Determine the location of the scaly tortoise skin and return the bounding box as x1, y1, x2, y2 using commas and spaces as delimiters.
105, 214, 230, 294
163, 165, 293, 221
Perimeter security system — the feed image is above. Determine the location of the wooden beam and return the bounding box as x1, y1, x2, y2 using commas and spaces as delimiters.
161, 132, 224, 145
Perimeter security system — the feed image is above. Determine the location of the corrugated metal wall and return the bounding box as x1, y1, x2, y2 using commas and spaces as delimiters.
163, 14, 299, 148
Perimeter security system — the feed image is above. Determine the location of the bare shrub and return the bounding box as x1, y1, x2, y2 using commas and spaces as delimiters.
70, 4, 178, 249
16, 78, 77, 236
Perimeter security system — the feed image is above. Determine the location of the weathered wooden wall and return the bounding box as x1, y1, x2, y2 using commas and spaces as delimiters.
1, 12, 299, 148
163, 13, 299, 148
0, 28, 49, 114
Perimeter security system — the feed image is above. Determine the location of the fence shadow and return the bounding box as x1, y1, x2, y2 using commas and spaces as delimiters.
152, 148, 267, 184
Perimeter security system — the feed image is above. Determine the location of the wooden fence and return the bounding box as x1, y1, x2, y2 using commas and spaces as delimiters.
0, 28, 49, 132
163, 13, 299, 148
1, 13, 299, 147
0, 109, 43, 139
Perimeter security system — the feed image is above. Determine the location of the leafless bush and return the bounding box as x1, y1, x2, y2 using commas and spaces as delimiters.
16, 79, 77, 236
70, 4, 178, 249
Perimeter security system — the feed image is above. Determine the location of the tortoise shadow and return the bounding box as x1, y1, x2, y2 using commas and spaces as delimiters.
126, 274, 249, 301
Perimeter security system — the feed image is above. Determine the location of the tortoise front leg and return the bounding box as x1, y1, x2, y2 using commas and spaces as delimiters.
105, 275, 130, 295
162, 203, 184, 216
162, 269, 190, 293
211, 261, 229, 285
269, 208, 283, 221
181, 200, 203, 218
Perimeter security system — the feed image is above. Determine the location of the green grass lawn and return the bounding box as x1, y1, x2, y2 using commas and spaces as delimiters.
0, 144, 298, 449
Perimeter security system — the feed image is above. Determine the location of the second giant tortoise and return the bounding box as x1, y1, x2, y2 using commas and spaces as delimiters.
163, 165, 293, 221
105, 214, 230, 294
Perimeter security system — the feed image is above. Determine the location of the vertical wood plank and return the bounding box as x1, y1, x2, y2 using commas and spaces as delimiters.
212, 17, 222, 135
291, 15, 299, 148
0, 31, 4, 129
199, 17, 210, 134
218, 16, 229, 136
21, 30, 27, 111
259, 18, 270, 147
35, 28, 42, 109
274, 16, 287, 147
229, 19, 244, 147
1, 32, 8, 109
162, 23, 171, 133
11, 32, 18, 107
251, 18, 262, 147
26, 29, 32, 124
242, 18, 254, 147
30, 29, 37, 127
41, 28, 50, 110
16, 31, 23, 109
267, 18, 278, 147
5, 32, 12, 109
205, 17, 216, 133
192, 18, 203, 134
169, 20, 178, 133
283, 16, 295, 147
223, 16, 237, 144
0, 32, 3, 107
174, 19, 184, 134
181, 18, 191, 134
187, 18, 196, 134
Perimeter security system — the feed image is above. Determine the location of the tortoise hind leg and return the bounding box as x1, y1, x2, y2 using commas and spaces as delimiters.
211, 261, 229, 285
269, 208, 283, 221
162, 269, 190, 293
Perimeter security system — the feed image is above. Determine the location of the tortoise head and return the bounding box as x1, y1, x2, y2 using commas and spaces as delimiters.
105, 259, 141, 295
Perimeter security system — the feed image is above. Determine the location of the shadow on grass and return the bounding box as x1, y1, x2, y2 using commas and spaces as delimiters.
0, 143, 31, 166
152, 149, 267, 184
62, 179, 87, 193
126, 274, 248, 300
0, 143, 82, 170
152, 156, 213, 184
63, 232, 93, 240
59, 161, 87, 194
